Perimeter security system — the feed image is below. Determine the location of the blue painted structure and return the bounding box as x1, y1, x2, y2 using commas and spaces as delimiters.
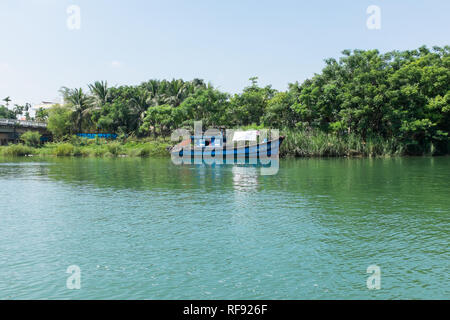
76, 133, 118, 139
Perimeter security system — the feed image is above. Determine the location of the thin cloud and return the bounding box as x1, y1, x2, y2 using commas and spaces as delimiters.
111, 61, 121, 68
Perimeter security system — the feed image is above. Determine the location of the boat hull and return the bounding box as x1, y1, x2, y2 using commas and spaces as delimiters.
171, 136, 284, 159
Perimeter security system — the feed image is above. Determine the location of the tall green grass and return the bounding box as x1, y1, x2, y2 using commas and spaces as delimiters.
0, 139, 173, 158
281, 129, 404, 157
0, 144, 34, 157
53, 143, 74, 156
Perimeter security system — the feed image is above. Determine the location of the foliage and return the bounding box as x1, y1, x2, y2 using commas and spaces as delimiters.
35, 107, 49, 122
106, 142, 122, 156
53, 143, 75, 156
47, 104, 72, 140
281, 128, 403, 157
179, 86, 230, 127
4, 45, 448, 157
0, 105, 16, 119
0, 139, 172, 158
0, 144, 34, 156
137, 142, 171, 157
60, 87, 93, 132
140, 104, 174, 137
20, 131, 42, 147
228, 77, 276, 126
286, 46, 450, 154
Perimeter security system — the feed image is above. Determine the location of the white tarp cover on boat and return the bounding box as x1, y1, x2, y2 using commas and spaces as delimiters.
232, 130, 258, 141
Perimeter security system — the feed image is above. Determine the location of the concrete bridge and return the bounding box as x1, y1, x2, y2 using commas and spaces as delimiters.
0, 118, 51, 145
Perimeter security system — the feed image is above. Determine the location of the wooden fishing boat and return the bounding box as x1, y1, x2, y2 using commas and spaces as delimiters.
170, 130, 284, 159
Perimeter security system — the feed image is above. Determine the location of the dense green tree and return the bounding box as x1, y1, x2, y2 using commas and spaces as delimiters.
20, 131, 41, 147
228, 77, 276, 126
293, 46, 449, 153
140, 104, 174, 137
35, 107, 49, 122
178, 86, 230, 127
13, 104, 24, 118
47, 105, 72, 140
61, 87, 92, 133
263, 91, 301, 128
130, 88, 150, 130
0, 105, 16, 119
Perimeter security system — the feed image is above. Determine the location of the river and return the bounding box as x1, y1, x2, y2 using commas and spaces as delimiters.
0, 157, 448, 299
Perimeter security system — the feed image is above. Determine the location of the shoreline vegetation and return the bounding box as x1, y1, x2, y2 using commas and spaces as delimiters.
0, 137, 171, 158
0, 130, 443, 158
1, 46, 449, 158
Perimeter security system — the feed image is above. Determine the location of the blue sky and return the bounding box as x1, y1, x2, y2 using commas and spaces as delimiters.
0, 0, 449, 105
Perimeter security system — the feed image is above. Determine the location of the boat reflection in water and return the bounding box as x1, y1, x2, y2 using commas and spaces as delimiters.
232, 165, 258, 193
172, 157, 280, 176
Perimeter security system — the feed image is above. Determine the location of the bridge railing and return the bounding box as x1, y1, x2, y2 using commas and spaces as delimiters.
0, 118, 47, 128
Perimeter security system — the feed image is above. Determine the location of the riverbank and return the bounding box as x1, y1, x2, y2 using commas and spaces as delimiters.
0, 137, 172, 158
1, 130, 448, 158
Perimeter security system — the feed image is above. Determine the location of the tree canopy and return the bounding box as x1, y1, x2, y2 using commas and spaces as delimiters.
40, 46, 449, 154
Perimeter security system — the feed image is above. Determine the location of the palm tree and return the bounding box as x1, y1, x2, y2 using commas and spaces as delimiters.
162, 79, 187, 107
84, 81, 110, 129
3, 96, 11, 107
143, 79, 163, 106
61, 87, 91, 133
88, 80, 109, 109
130, 89, 150, 130
191, 78, 206, 91
13, 104, 24, 117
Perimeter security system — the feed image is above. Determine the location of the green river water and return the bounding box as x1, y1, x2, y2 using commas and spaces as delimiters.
0, 157, 448, 299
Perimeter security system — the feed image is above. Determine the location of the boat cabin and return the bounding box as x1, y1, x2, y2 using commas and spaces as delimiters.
192, 135, 224, 148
